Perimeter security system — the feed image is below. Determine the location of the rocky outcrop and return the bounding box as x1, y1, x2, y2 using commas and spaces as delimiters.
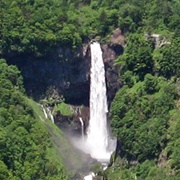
55, 105, 90, 137
145, 33, 171, 49
110, 28, 125, 47
102, 44, 123, 106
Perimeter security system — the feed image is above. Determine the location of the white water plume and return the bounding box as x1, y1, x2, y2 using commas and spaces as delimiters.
84, 172, 95, 180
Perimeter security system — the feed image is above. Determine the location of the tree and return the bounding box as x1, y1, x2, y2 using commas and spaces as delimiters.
117, 34, 154, 80
158, 38, 180, 78
110, 78, 178, 161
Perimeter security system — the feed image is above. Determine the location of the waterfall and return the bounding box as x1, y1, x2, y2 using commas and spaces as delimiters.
47, 108, 55, 123
39, 104, 48, 119
71, 41, 116, 166
39, 104, 54, 123
79, 117, 84, 138
85, 41, 114, 163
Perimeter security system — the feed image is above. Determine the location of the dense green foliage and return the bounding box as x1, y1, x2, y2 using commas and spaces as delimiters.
0, 59, 68, 179
111, 77, 178, 158
108, 3, 180, 177
54, 102, 73, 117
109, 76, 180, 179
1, 0, 179, 57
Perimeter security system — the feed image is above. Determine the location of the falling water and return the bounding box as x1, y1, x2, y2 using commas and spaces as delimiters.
39, 104, 48, 119
85, 41, 115, 163
39, 104, 54, 123
47, 108, 55, 123
79, 117, 84, 138
71, 41, 116, 168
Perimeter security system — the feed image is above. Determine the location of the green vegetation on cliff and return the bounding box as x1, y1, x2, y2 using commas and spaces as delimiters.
108, 12, 180, 180
54, 102, 73, 117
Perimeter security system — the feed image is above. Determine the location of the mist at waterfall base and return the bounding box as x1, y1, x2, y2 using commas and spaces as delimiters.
72, 42, 116, 164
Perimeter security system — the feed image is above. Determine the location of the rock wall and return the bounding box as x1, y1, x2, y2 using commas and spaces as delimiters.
102, 43, 123, 106
7, 46, 90, 105
7, 29, 124, 108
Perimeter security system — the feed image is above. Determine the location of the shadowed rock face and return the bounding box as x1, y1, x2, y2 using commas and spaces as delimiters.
102, 44, 123, 106
104, 28, 124, 105
7, 46, 90, 106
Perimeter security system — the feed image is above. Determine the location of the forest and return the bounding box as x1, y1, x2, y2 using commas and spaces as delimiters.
1, 0, 180, 179
0, 59, 69, 179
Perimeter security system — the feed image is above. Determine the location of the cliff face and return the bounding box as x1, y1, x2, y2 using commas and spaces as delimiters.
102, 43, 123, 106
7, 30, 124, 107
6, 30, 124, 137
7, 46, 90, 105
